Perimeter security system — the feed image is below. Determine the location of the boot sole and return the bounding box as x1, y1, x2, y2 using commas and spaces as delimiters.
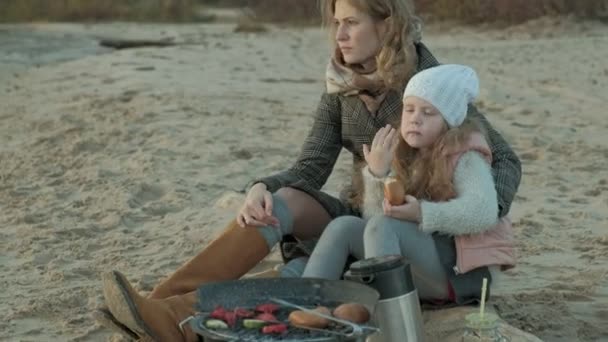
102, 270, 159, 341
92, 307, 140, 340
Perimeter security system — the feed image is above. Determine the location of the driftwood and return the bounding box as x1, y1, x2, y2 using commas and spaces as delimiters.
99, 38, 176, 50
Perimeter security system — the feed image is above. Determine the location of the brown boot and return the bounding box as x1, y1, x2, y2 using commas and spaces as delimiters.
92, 307, 139, 340
148, 219, 270, 299
95, 220, 271, 339
102, 270, 199, 342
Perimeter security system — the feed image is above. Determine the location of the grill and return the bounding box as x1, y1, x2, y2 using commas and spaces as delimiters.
189, 278, 380, 342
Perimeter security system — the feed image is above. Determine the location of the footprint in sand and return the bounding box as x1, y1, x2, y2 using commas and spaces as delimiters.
532, 137, 548, 148
22, 212, 48, 225
595, 236, 608, 246
570, 198, 590, 204
520, 151, 541, 161
584, 189, 602, 197
515, 194, 529, 202
120, 212, 149, 228
596, 310, 608, 322
547, 216, 566, 224
69, 267, 96, 278
577, 236, 608, 261
572, 164, 602, 173
128, 183, 166, 208
515, 218, 544, 237
545, 182, 568, 192
71, 140, 106, 155
141, 201, 181, 217
230, 147, 253, 160
118, 89, 139, 103
9, 185, 40, 197
511, 121, 538, 128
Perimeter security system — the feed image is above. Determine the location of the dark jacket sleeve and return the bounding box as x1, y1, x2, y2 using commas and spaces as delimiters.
250, 93, 343, 192
468, 104, 522, 217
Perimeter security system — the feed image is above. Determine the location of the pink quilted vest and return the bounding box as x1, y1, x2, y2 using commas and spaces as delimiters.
447, 132, 516, 274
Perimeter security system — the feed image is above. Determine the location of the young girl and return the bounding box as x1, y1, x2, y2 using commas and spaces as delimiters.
302, 64, 516, 303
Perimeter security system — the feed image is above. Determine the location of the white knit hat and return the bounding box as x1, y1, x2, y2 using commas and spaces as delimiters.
403, 64, 479, 128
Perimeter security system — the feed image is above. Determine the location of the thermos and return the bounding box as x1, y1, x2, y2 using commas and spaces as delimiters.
344, 255, 425, 342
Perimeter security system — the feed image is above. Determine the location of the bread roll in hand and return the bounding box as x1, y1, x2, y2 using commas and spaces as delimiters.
384, 177, 405, 205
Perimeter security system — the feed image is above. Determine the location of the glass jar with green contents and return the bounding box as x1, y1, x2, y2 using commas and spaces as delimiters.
461, 312, 510, 342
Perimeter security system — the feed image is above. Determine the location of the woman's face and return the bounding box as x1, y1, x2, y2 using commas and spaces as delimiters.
333, 0, 386, 68
400, 96, 447, 149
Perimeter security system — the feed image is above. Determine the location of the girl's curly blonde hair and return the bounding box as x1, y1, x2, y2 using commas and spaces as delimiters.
393, 116, 487, 201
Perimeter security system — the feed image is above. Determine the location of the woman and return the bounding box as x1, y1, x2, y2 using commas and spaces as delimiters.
99, 0, 521, 340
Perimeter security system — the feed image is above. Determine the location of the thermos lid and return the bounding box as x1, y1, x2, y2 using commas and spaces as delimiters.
348, 255, 405, 276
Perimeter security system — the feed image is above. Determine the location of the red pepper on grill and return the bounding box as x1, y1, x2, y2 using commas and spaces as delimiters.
262, 323, 288, 334
223, 311, 237, 328
255, 303, 280, 314
233, 307, 255, 318
210, 306, 228, 320
255, 313, 278, 322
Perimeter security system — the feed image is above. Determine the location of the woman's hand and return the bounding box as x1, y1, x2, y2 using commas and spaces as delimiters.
237, 183, 280, 228
382, 195, 422, 223
363, 124, 399, 177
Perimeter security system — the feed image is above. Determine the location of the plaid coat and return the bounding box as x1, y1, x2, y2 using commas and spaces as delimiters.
254, 43, 521, 219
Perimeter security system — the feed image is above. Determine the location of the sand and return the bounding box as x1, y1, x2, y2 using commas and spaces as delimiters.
1, 17, 607, 341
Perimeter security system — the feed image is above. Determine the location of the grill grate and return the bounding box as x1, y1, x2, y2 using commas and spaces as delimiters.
191, 302, 357, 342
190, 278, 380, 341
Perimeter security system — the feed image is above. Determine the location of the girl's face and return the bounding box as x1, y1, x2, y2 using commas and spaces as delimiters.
333, 0, 386, 68
401, 96, 448, 149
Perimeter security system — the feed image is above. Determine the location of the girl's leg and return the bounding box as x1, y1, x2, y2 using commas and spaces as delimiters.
302, 216, 366, 279
280, 256, 309, 278
364, 215, 449, 300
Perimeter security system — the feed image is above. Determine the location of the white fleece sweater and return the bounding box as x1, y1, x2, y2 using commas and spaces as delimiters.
361, 151, 498, 235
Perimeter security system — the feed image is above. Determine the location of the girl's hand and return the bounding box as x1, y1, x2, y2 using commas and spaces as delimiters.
363, 124, 399, 177
382, 195, 422, 223
237, 183, 280, 228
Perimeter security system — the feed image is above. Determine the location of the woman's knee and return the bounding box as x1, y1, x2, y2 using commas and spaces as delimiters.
275, 186, 299, 200
275, 187, 331, 240
275, 187, 310, 216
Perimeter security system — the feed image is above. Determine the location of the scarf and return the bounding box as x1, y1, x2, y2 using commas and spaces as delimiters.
325, 48, 388, 116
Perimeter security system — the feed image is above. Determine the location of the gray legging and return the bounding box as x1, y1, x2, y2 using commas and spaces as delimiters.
255, 194, 327, 278
302, 215, 449, 300
255, 194, 294, 249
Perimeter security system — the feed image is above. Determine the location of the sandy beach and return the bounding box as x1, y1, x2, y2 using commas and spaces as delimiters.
1, 17, 607, 341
